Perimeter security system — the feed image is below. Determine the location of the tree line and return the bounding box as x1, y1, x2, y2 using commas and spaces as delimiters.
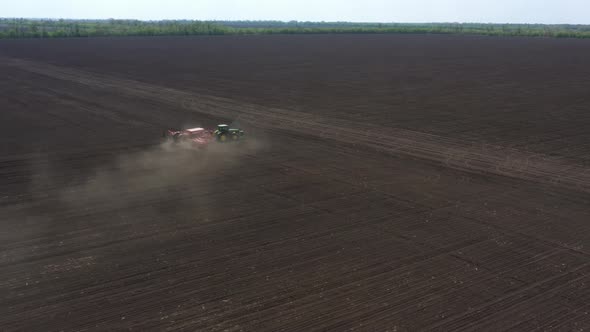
1, 19, 590, 39
0, 19, 230, 38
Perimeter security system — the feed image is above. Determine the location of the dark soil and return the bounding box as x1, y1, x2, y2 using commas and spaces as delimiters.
1, 34, 589, 331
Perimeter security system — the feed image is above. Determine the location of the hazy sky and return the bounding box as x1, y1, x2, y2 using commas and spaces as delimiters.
3, 0, 588, 24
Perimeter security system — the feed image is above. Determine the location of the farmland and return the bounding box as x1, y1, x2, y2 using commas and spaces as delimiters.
1, 34, 590, 331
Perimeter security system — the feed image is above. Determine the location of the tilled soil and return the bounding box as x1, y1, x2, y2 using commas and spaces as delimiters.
1, 34, 589, 331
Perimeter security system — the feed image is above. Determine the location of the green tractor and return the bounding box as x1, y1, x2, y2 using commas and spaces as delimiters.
214, 124, 245, 142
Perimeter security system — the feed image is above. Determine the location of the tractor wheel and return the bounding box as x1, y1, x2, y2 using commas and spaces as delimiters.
219, 134, 228, 142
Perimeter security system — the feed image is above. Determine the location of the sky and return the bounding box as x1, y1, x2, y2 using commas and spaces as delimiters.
2, 0, 588, 24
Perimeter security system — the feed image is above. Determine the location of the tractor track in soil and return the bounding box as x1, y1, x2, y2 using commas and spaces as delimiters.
5, 56, 590, 194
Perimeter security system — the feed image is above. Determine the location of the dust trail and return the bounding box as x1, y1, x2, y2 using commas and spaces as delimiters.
0, 131, 265, 268
59, 137, 266, 215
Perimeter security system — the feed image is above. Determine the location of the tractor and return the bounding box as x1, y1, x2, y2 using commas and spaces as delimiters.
214, 124, 245, 142
164, 124, 245, 148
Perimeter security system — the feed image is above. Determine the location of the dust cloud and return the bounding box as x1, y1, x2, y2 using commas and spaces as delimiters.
58, 137, 267, 214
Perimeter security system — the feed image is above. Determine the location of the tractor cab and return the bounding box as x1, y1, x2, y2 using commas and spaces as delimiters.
215, 124, 229, 134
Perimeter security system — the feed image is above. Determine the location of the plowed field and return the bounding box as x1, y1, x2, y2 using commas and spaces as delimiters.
1, 34, 589, 331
